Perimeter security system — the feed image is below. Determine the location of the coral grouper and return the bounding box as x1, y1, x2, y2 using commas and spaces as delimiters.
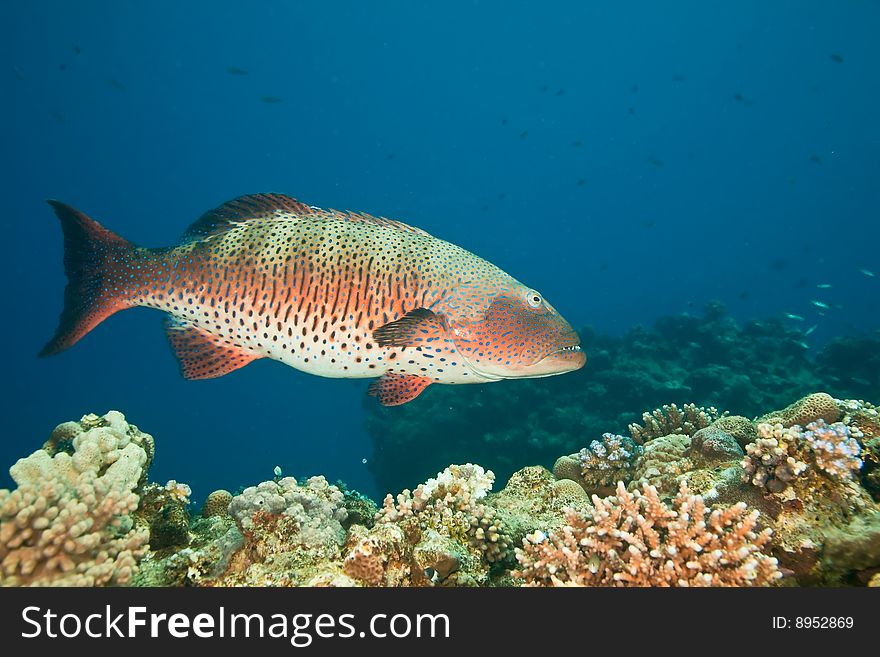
41, 194, 584, 404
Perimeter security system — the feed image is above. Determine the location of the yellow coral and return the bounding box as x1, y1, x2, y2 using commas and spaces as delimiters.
760, 392, 841, 427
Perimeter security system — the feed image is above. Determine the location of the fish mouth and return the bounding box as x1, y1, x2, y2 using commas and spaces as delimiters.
536, 342, 586, 372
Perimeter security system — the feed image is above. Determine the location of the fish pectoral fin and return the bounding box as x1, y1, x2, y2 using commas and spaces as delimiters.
165, 317, 259, 380
372, 307, 448, 347
368, 373, 433, 406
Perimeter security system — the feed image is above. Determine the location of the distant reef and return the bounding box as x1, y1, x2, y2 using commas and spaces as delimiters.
2, 392, 879, 586
365, 302, 880, 495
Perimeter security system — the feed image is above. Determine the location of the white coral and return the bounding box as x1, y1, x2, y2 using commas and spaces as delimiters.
0, 411, 150, 586
228, 475, 348, 546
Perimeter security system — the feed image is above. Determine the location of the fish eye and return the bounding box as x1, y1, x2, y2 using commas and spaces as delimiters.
527, 292, 543, 308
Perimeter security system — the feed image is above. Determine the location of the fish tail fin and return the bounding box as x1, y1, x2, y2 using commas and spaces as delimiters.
40, 200, 139, 356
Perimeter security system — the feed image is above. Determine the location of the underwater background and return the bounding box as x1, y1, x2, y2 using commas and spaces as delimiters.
5, 0, 879, 505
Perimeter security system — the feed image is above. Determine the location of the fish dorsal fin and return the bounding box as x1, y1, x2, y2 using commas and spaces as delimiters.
339, 211, 433, 237
183, 193, 312, 241
183, 193, 433, 241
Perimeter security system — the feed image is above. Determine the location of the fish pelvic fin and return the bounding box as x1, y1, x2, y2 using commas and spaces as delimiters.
40, 201, 139, 356
368, 372, 433, 406
165, 317, 260, 380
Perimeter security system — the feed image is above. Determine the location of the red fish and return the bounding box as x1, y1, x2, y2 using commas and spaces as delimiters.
42, 194, 584, 405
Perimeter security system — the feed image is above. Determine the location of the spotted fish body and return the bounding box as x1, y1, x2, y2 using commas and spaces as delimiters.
42, 194, 584, 405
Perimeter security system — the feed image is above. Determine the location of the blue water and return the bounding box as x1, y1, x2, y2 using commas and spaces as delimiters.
4, 1, 879, 502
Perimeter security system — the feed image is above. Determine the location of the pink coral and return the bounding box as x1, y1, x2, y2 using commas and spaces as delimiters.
515, 481, 780, 587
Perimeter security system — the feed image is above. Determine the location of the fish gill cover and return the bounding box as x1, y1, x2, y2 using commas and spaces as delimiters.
3, 1, 880, 588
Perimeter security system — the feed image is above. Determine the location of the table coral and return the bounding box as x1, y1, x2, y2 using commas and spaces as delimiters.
515, 481, 781, 587
0, 411, 151, 586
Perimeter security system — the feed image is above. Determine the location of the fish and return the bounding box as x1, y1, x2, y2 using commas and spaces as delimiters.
41, 194, 585, 406
226, 66, 249, 75
830, 53, 844, 64
811, 300, 830, 309
816, 283, 832, 289
784, 313, 804, 321
804, 324, 817, 336
859, 268, 875, 277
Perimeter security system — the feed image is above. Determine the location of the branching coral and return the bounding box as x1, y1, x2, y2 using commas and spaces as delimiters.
515, 481, 780, 587
629, 403, 723, 444
741, 423, 808, 493
0, 411, 151, 586
578, 434, 642, 487
345, 464, 509, 586
803, 420, 863, 480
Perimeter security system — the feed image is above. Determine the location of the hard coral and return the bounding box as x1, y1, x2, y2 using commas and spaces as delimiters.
628, 403, 722, 444
741, 423, 808, 493
803, 420, 863, 480
515, 481, 780, 587
760, 392, 841, 427
0, 411, 150, 586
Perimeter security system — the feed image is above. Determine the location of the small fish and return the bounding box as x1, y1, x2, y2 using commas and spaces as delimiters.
672, 74, 686, 82
784, 313, 804, 321
226, 66, 249, 75
795, 341, 810, 350
811, 300, 830, 309
648, 157, 664, 167
830, 53, 844, 64
576, 178, 586, 186
260, 95, 283, 104
816, 283, 832, 289
273, 465, 282, 478
41, 194, 584, 406
810, 154, 823, 165
804, 325, 817, 336
859, 268, 875, 277
588, 553, 601, 574
572, 140, 582, 148
519, 131, 528, 139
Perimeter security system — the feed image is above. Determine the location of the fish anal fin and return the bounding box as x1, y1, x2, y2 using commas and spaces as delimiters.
372, 308, 447, 348
165, 318, 259, 380
368, 373, 433, 406
183, 193, 312, 241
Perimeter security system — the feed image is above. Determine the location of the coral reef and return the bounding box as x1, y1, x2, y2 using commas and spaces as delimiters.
3, 385, 880, 588
515, 481, 781, 587
364, 305, 872, 495
0, 411, 152, 586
